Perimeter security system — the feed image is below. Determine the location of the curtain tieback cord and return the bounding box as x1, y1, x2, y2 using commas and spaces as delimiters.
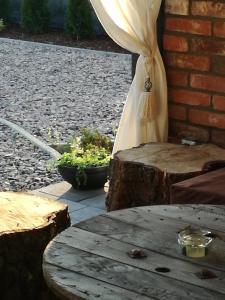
138, 55, 157, 123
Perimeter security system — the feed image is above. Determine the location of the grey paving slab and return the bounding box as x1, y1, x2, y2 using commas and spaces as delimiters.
36, 181, 72, 196
80, 193, 107, 210
28, 190, 58, 201
77, 187, 106, 197
70, 218, 81, 225
59, 188, 105, 202
37, 181, 106, 202
32, 183, 86, 202
58, 191, 89, 202
69, 206, 104, 222
31, 181, 106, 223
58, 198, 87, 213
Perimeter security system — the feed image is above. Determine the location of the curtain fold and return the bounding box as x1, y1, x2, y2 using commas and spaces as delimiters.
90, 0, 168, 154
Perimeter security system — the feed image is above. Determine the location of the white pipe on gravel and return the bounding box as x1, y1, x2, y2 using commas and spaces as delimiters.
0, 117, 61, 159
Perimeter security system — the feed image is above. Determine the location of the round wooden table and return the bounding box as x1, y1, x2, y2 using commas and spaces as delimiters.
43, 205, 225, 300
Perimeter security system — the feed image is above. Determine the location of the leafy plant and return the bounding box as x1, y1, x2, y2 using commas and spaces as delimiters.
0, 19, 5, 32
0, 0, 10, 24
21, 0, 50, 33
65, 0, 94, 39
47, 127, 61, 145
56, 145, 110, 168
78, 128, 113, 152
52, 128, 112, 187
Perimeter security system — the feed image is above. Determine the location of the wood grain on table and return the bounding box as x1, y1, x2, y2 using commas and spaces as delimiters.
43, 205, 225, 300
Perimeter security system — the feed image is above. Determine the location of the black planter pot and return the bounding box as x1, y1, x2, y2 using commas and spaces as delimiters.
58, 165, 109, 190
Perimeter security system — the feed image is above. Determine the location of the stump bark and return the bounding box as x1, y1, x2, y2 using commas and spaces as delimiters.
106, 143, 225, 211
0, 192, 70, 300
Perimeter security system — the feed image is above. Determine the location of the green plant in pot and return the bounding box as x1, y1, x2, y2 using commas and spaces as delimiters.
48, 127, 71, 154
53, 128, 112, 190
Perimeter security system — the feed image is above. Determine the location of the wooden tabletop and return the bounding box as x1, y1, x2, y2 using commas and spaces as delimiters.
43, 205, 225, 300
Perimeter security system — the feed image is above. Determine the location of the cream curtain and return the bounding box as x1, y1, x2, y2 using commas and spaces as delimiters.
90, 0, 168, 154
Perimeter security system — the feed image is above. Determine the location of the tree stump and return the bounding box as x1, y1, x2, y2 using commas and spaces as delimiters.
106, 143, 225, 211
0, 192, 70, 300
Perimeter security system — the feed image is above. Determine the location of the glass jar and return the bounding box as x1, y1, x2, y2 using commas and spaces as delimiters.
178, 228, 213, 258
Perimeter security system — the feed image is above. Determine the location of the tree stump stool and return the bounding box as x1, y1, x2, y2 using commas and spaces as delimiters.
106, 143, 225, 211
0, 192, 70, 300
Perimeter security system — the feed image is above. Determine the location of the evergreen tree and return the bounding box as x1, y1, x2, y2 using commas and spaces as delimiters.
21, 0, 50, 33
65, 0, 94, 39
0, 0, 11, 24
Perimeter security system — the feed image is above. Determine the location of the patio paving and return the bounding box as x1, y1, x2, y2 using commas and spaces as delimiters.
30, 181, 107, 224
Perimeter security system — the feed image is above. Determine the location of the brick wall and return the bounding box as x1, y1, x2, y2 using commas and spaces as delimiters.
163, 0, 225, 148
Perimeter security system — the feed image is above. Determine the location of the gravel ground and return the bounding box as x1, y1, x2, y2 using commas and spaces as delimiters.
0, 27, 129, 53
0, 38, 132, 192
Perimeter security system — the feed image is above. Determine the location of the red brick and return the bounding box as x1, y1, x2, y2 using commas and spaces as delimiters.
192, 1, 225, 18
213, 95, 225, 112
166, 18, 211, 36
163, 35, 188, 52
189, 109, 225, 129
213, 57, 225, 75
214, 22, 225, 38
191, 74, 225, 93
192, 38, 225, 56
166, 70, 188, 87
169, 89, 211, 106
165, 0, 189, 15
169, 121, 210, 142
169, 104, 187, 120
164, 53, 210, 71
211, 129, 225, 148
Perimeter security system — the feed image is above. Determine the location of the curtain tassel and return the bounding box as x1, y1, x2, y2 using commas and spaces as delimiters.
138, 78, 157, 122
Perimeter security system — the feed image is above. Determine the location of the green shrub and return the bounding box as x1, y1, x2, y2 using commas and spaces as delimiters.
21, 0, 50, 33
0, 0, 10, 24
78, 128, 113, 152
54, 128, 112, 169
65, 0, 94, 39
51, 128, 111, 187
56, 145, 110, 168
0, 19, 5, 32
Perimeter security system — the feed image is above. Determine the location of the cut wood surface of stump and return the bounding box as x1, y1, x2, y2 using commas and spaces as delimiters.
0, 192, 70, 300
106, 143, 225, 211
